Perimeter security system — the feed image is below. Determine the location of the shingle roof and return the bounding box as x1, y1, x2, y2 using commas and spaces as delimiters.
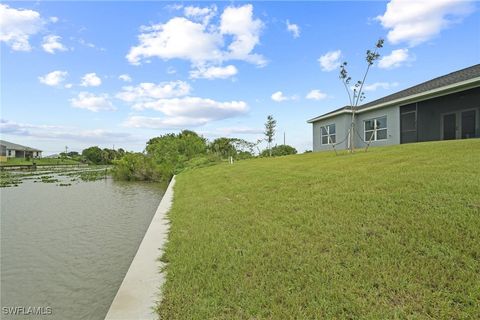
0, 140, 42, 152
359, 64, 480, 109
307, 64, 480, 123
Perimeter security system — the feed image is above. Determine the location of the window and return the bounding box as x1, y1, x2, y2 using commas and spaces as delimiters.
364, 116, 387, 142
321, 124, 336, 145
8, 150, 11, 156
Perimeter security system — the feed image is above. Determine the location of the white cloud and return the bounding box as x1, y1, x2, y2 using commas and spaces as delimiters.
64, 83, 73, 89
70, 92, 115, 112
378, 48, 410, 69
116, 81, 191, 103
286, 20, 300, 38
80, 73, 102, 87
42, 35, 67, 54
1, 119, 133, 143
0, 4, 43, 51
38, 70, 68, 86
124, 116, 209, 128
118, 74, 132, 82
318, 50, 342, 72
184, 5, 217, 25
220, 4, 265, 65
131, 97, 247, 116
124, 98, 248, 128
271, 91, 289, 102
306, 89, 327, 100
190, 65, 238, 79
377, 0, 474, 46
49, 16, 59, 23
126, 4, 265, 72
118, 80, 246, 128
126, 17, 223, 65
362, 82, 399, 91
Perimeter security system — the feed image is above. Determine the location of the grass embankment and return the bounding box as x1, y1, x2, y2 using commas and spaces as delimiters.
157, 139, 480, 319
0, 157, 80, 166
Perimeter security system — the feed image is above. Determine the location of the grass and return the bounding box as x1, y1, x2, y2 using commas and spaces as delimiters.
157, 139, 480, 319
0, 157, 81, 166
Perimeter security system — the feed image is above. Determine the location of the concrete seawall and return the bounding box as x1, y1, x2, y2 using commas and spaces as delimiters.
105, 176, 176, 320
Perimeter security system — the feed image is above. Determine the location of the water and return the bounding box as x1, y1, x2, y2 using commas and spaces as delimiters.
1, 174, 165, 320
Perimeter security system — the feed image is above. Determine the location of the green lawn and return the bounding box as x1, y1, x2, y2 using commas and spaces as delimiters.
157, 139, 480, 319
1, 157, 80, 166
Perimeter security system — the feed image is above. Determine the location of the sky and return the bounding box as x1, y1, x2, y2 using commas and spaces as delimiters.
1, 0, 479, 155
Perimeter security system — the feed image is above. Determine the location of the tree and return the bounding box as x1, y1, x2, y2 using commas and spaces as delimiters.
261, 144, 297, 157
82, 146, 103, 164
339, 38, 384, 153
264, 115, 277, 156
209, 138, 237, 158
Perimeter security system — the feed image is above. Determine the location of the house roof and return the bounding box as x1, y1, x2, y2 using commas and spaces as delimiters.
307, 64, 480, 123
0, 140, 42, 152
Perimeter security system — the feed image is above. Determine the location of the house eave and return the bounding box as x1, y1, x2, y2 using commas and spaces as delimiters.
307, 76, 480, 124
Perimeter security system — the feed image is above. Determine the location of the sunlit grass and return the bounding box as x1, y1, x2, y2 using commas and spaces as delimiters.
157, 139, 480, 319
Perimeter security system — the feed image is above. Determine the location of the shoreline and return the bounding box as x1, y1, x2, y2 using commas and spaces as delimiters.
104, 175, 176, 320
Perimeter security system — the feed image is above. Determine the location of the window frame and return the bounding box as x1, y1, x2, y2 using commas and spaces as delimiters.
364, 116, 387, 142
320, 123, 336, 145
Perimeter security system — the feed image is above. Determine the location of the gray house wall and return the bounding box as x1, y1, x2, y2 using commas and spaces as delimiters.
312, 113, 350, 151
311, 86, 479, 152
353, 105, 400, 148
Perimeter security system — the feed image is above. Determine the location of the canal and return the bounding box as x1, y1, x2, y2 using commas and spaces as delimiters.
1, 172, 164, 319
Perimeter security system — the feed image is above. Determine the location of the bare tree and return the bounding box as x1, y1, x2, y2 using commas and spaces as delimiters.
264, 115, 277, 157
339, 39, 384, 153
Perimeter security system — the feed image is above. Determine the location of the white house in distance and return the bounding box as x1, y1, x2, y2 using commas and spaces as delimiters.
0, 140, 42, 159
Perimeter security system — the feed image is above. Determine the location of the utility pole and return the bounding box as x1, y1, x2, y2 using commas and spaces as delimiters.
283, 132, 286, 145
65, 146, 68, 157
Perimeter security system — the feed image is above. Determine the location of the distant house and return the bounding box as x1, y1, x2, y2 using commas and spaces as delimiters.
307, 64, 480, 151
0, 140, 42, 159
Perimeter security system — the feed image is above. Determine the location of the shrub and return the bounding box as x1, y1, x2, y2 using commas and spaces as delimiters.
261, 144, 297, 157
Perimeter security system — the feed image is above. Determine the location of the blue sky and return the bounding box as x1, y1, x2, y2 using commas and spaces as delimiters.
1, 1, 479, 154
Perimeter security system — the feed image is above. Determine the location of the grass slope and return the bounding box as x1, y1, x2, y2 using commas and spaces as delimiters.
157, 139, 480, 319
1, 158, 80, 166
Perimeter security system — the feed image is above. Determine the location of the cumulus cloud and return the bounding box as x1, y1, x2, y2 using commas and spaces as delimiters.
0, 4, 43, 51
38, 70, 68, 86
70, 92, 115, 112
377, 0, 475, 46
126, 17, 223, 65
184, 5, 217, 25
80, 73, 102, 87
318, 50, 342, 71
126, 4, 265, 77
124, 98, 248, 128
306, 89, 327, 100
286, 20, 300, 38
118, 80, 247, 128
118, 74, 132, 82
116, 81, 191, 103
42, 35, 67, 54
271, 91, 289, 102
378, 48, 411, 69
190, 65, 238, 79
220, 4, 264, 65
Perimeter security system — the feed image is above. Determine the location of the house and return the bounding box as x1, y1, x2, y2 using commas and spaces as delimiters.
0, 140, 42, 159
307, 64, 480, 151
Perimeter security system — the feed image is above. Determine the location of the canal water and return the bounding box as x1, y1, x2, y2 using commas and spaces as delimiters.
1, 174, 164, 320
